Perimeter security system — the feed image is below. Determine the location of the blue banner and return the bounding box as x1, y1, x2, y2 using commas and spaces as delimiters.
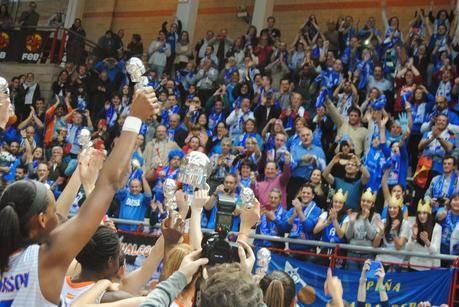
267, 253, 453, 306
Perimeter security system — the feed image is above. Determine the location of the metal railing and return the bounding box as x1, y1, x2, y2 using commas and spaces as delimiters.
109, 216, 459, 262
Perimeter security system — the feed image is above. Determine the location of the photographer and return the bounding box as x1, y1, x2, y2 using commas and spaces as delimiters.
204, 173, 240, 231
424, 156, 458, 214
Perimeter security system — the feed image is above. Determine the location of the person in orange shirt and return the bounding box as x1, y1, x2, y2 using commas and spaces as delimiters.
44, 94, 73, 146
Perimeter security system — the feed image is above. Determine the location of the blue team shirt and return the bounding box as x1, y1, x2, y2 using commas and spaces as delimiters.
116, 189, 152, 231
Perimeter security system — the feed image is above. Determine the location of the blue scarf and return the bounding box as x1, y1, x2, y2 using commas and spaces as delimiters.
432, 173, 457, 200
315, 88, 328, 108
106, 104, 117, 128
290, 202, 317, 239
209, 111, 223, 131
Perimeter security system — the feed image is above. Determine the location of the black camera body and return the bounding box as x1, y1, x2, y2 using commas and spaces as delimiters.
201, 193, 239, 266
201, 231, 240, 266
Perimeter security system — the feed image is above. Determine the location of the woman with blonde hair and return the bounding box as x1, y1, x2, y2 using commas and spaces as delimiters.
159, 244, 196, 307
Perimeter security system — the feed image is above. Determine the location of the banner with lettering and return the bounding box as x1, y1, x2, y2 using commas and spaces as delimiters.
267, 252, 453, 306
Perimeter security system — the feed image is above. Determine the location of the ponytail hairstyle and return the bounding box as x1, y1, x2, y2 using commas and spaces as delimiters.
260, 270, 296, 307
75, 225, 121, 278
0, 180, 50, 274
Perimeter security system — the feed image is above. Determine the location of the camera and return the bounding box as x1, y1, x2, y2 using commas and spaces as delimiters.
201, 194, 240, 265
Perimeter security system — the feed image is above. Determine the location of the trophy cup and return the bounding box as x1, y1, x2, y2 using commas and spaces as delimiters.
178, 151, 211, 189
126, 57, 149, 91
255, 248, 272, 281
77, 128, 93, 151
178, 151, 211, 205
163, 178, 178, 210
240, 187, 255, 208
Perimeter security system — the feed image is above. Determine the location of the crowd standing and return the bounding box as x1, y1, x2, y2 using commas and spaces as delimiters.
1, 0, 459, 306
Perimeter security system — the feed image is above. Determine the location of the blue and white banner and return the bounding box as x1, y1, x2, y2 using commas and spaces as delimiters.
268, 253, 453, 306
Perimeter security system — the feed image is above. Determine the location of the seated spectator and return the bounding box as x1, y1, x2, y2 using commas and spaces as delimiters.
255, 188, 288, 249
424, 155, 459, 214
374, 196, 410, 271
281, 183, 321, 252
437, 192, 459, 255
345, 188, 381, 269
314, 189, 349, 266
406, 200, 442, 270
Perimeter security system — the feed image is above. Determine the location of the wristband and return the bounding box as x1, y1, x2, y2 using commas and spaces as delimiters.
122, 116, 142, 133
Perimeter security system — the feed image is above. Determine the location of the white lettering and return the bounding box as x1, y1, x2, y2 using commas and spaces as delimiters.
0, 51, 5, 59
21, 53, 39, 61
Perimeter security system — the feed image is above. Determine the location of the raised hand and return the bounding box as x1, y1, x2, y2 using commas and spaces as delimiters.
240, 198, 261, 231
130, 88, 159, 121
161, 210, 185, 254
191, 185, 210, 210
79, 148, 106, 194
237, 240, 256, 273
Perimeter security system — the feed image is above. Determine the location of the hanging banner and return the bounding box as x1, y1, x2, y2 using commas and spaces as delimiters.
117, 230, 163, 285
268, 252, 453, 306
0, 30, 49, 63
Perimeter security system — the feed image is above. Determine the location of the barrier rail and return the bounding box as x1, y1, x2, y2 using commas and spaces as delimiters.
109, 216, 458, 262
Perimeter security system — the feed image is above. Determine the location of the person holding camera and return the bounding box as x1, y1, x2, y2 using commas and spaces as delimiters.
424, 155, 459, 214
204, 173, 240, 231
323, 152, 370, 212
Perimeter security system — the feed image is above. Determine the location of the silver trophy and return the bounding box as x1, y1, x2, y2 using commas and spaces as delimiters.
77, 128, 93, 151
255, 248, 272, 280
178, 151, 211, 189
0, 76, 14, 116
240, 187, 255, 208
126, 57, 149, 91
163, 178, 178, 210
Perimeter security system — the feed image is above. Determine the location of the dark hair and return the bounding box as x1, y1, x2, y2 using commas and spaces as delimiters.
0, 181, 49, 274
259, 270, 295, 307
384, 205, 404, 242
75, 226, 120, 275
442, 155, 457, 166
347, 106, 361, 117
300, 183, 316, 196
416, 212, 434, 247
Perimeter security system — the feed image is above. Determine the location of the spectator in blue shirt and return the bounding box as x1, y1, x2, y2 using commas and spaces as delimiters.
255, 188, 287, 249
288, 127, 326, 207
281, 183, 321, 251
116, 172, 152, 232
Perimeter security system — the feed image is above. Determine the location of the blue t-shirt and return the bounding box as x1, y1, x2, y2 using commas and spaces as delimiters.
116, 189, 152, 232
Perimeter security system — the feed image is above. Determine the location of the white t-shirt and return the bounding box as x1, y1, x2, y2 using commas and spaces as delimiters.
377, 219, 410, 264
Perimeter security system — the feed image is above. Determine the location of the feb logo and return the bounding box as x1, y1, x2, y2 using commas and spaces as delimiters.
25, 33, 43, 53
0, 32, 9, 49
0, 32, 9, 59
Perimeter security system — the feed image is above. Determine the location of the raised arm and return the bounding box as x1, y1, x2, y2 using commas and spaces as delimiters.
325, 95, 344, 128
190, 188, 209, 250
39, 89, 158, 302
323, 154, 339, 185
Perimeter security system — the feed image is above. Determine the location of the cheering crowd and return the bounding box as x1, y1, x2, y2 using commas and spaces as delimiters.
1, 0, 459, 305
